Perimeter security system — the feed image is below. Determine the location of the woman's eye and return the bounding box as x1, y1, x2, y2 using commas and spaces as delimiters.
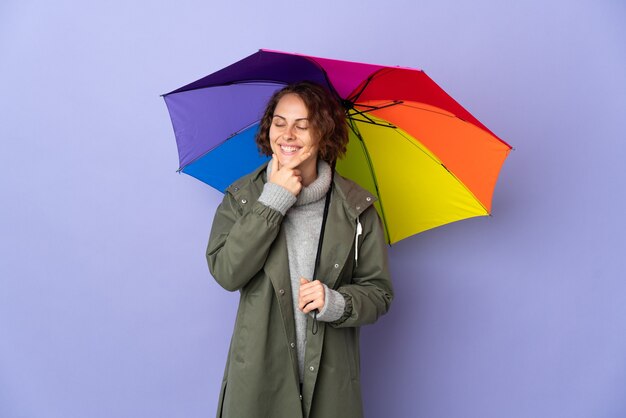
296, 126, 308, 130
273, 122, 286, 128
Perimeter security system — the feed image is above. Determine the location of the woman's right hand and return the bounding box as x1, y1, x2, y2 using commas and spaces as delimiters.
268, 153, 310, 196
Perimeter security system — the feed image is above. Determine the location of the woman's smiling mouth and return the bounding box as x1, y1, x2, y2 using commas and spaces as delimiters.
280, 144, 301, 154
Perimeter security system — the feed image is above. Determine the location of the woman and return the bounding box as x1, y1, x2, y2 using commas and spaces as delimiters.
206, 81, 393, 418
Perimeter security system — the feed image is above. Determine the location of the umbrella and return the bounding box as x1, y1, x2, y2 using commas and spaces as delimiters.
162, 49, 512, 244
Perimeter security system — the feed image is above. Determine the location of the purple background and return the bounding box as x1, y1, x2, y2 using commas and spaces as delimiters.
1, 1, 625, 417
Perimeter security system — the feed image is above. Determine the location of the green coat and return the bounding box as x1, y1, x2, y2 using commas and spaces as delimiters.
206, 163, 393, 418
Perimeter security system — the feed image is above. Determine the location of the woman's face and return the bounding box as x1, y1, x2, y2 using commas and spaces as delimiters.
269, 93, 319, 172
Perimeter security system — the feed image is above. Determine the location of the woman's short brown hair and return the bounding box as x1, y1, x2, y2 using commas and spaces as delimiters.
255, 81, 348, 163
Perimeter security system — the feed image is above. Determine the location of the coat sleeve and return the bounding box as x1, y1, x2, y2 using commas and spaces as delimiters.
330, 205, 394, 328
206, 192, 284, 292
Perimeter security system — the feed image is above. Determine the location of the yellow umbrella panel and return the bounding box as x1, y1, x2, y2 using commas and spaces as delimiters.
336, 105, 511, 244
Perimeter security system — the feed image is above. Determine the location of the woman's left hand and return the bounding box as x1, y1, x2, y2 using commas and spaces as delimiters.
298, 278, 325, 314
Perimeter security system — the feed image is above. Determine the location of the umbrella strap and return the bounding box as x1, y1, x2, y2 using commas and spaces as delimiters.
311, 168, 334, 335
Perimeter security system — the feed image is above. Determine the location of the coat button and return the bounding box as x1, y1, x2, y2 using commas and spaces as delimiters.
290, 342, 295, 348
233, 187, 239, 191
279, 289, 285, 295
299, 394, 303, 400
366, 196, 372, 202
334, 263, 339, 269
241, 198, 247, 204
309, 366, 315, 372
356, 206, 361, 210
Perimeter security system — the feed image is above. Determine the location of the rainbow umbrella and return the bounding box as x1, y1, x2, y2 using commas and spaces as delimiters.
163, 49, 512, 244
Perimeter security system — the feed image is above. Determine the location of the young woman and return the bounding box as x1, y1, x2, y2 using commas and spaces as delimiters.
206, 81, 393, 418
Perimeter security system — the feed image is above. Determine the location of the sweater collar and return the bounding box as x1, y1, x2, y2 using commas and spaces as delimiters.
266, 160, 332, 206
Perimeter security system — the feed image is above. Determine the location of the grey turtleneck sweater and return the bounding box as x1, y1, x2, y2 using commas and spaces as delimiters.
257, 160, 346, 381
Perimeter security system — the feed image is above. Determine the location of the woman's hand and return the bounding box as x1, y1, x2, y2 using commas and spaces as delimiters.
269, 152, 310, 196
298, 278, 325, 314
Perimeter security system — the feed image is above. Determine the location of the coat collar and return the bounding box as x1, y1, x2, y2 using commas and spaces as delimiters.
226, 161, 377, 218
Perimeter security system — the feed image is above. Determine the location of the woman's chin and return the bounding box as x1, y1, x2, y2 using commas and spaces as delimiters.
278, 154, 303, 168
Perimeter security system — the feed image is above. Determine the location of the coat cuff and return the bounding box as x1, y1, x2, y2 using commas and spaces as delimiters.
315, 284, 346, 322
257, 182, 297, 215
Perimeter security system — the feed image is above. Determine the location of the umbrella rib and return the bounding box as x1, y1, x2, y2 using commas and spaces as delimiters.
348, 116, 397, 128
347, 119, 392, 245
353, 100, 403, 114
345, 100, 403, 128
346, 67, 396, 103
349, 110, 383, 126
397, 101, 472, 120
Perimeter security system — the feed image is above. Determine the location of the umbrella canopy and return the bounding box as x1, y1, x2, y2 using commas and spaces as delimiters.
163, 49, 512, 244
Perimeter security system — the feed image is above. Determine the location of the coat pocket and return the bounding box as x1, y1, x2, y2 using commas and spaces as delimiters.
343, 329, 358, 381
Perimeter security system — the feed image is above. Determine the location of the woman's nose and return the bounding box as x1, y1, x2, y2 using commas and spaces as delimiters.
283, 125, 295, 139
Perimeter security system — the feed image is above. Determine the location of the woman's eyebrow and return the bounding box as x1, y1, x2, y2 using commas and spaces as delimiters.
272, 114, 309, 122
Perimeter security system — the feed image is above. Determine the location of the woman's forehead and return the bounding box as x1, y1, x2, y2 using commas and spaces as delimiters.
273, 94, 309, 120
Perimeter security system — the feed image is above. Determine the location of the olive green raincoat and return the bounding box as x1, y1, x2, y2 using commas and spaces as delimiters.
206, 163, 393, 418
